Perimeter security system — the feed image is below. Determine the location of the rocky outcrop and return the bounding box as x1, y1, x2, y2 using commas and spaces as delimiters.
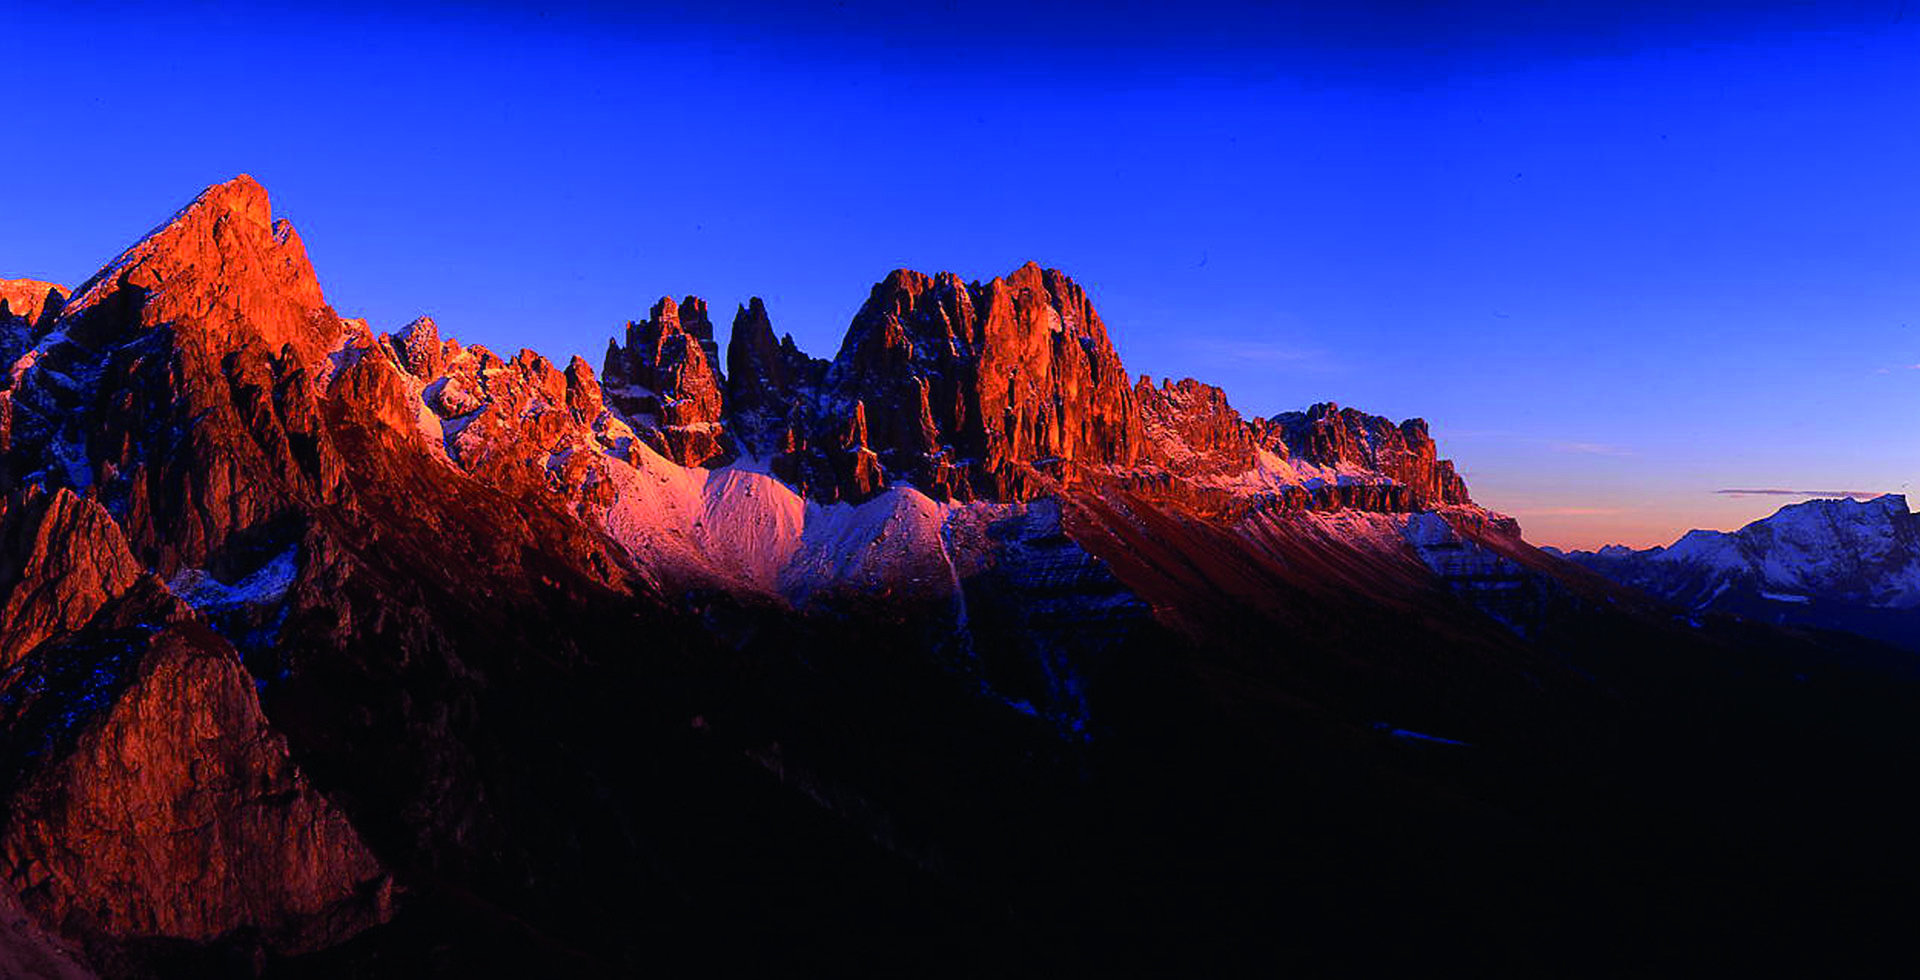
0, 282, 68, 463
759, 263, 1142, 502
0, 281, 64, 367
693, 268, 1482, 518
61, 177, 333, 368
384, 315, 446, 380
0, 281, 64, 331
1264, 402, 1472, 508
0, 176, 353, 577
725, 297, 826, 461
1135, 376, 1259, 477
0, 175, 665, 972
0, 487, 389, 963
602, 296, 733, 467
0, 488, 148, 667
2, 623, 390, 956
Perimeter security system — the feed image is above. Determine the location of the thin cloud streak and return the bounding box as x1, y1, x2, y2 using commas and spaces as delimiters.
1715, 488, 1887, 499
1512, 506, 1624, 516
1551, 441, 1632, 457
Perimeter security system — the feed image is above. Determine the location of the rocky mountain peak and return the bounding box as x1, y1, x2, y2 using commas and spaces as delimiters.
725, 296, 826, 460
0, 176, 358, 576
389, 315, 445, 378
602, 294, 732, 467
0, 176, 1585, 975
1561, 492, 1920, 655
1268, 402, 1472, 508
59, 174, 334, 369
695, 263, 1487, 516
651, 294, 681, 331
771, 263, 1140, 501
1136, 376, 1259, 477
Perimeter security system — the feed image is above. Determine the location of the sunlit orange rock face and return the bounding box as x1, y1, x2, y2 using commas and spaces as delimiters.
0, 488, 388, 962
761, 263, 1144, 501
0, 281, 67, 458
1266, 402, 1473, 508
1136, 376, 1260, 477
602, 295, 733, 467
0, 176, 649, 973
0, 280, 64, 335
63, 177, 331, 368
709, 265, 1476, 517
0, 488, 147, 667
4, 624, 389, 952
2, 176, 351, 577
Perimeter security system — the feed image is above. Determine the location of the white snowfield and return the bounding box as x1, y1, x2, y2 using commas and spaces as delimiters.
595, 440, 1015, 605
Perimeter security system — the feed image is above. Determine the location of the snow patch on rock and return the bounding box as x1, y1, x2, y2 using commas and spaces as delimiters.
168, 546, 300, 613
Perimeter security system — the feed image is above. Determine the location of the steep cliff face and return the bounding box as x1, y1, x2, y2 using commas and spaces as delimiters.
1264, 402, 1473, 508
0, 281, 64, 329
1135, 376, 1259, 477
0, 176, 352, 577
602, 296, 732, 467
763, 263, 1142, 502
693, 266, 1478, 522
0, 488, 148, 667
0, 488, 389, 965
725, 296, 826, 461
0, 176, 672, 974
61, 177, 333, 368
3, 623, 391, 956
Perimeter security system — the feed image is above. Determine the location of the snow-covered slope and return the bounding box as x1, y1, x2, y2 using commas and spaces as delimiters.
1558, 494, 1920, 651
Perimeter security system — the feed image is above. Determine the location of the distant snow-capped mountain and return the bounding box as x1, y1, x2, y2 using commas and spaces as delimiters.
1554, 494, 1920, 651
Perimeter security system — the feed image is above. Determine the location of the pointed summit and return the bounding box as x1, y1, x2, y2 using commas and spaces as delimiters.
388, 315, 445, 378
0, 176, 350, 573
650, 295, 680, 332
61, 174, 333, 367
725, 297, 827, 461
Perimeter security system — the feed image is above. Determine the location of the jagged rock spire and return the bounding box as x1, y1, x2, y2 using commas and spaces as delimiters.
601, 294, 733, 467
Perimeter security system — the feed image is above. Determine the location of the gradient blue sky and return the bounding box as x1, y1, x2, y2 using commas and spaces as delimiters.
5, 0, 1917, 548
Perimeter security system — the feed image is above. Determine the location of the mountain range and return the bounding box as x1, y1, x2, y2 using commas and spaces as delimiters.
1553, 493, 1920, 653
0, 176, 1916, 977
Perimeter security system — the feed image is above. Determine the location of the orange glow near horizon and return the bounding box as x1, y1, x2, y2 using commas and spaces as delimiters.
1487, 490, 1915, 553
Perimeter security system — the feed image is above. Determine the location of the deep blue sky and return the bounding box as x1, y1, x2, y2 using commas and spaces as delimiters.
5, 0, 1917, 547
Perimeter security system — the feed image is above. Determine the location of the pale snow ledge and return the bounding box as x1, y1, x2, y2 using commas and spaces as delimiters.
168, 546, 299, 613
